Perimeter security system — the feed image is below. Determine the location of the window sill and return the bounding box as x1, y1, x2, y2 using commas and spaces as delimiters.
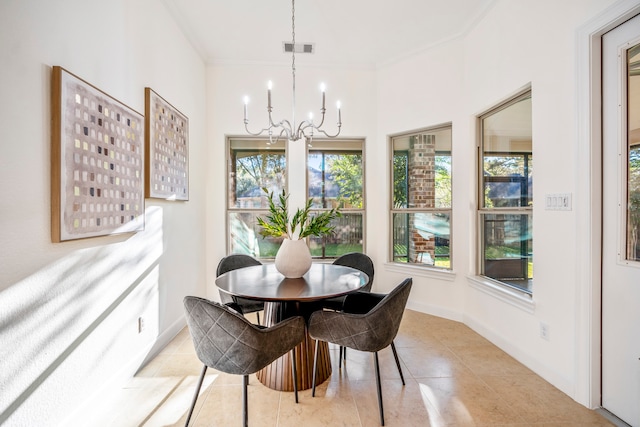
384, 262, 456, 282
466, 275, 535, 314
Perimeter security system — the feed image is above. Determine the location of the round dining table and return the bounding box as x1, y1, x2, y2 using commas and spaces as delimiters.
215, 263, 369, 391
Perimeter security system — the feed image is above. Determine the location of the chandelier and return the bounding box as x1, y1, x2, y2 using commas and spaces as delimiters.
242, 0, 342, 145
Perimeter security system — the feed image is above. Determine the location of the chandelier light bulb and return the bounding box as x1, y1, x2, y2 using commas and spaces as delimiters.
243, 96, 250, 122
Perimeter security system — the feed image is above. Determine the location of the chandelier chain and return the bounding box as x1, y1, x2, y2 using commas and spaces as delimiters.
291, 0, 296, 126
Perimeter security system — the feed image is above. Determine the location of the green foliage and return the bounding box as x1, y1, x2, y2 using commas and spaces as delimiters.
257, 189, 341, 240
393, 153, 408, 208
236, 153, 285, 198
328, 154, 363, 208
435, 156, 452, 208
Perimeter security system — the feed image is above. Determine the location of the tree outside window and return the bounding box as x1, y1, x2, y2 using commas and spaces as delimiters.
308, 140, 365, 258
227, 138, 286, 258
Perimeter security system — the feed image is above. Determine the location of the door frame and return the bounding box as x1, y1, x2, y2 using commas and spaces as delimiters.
576, 0, 640, 409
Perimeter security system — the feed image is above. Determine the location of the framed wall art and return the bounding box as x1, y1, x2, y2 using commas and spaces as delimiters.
51, 66, 145, 242
144, 88, 189, 201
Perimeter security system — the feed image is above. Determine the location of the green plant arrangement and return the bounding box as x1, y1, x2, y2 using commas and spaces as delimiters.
257, 188, 341, 240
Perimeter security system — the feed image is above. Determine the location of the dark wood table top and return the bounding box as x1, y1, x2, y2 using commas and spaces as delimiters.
214, 263, 369, 302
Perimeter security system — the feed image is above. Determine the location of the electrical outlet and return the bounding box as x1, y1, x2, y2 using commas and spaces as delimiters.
540, 322, 549, 341
138, 316, 145, 333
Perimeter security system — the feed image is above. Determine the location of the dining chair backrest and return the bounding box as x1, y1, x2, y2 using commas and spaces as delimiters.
184, 296, 305, 375
216, 254, 262, 277
215, 254, 264, 322
183, 296, 305, 426
310, 277, 412, 353
332, 252, 374, 292
308, 278, 412, 426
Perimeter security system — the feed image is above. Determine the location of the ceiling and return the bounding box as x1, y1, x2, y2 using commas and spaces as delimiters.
163, 0, 496, 67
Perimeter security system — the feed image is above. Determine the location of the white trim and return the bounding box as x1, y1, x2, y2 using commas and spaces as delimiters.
58, 316, 189, 427
406, 300, 463, 323
140, 314, 187, 367
464, 313, 573, 399
384, 262, 456, 281
466, 275, 535, 314
575, 0, 640, 409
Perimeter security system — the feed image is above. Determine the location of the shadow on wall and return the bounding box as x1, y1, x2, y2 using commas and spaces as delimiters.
0, 206, 164, 426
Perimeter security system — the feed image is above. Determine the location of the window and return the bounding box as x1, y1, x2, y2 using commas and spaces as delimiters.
308, 139, 365, 258
227, 137, 286, 258
391, 125, 452, 269
478, 90, 533, 293
627, 44, 640, 261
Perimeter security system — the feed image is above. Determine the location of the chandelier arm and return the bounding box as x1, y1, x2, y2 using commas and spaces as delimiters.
268, 128, 288, 145
313, 108, 327, 129
296, 120, 314, 135
313, 125, 342, 139
244, 121, 275, 137
277, 119, 294, 139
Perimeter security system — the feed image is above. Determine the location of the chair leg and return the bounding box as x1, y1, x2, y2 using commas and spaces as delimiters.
374, 352, 385, 426
256, 311, 261, 326
311, 339, 320, 397
185, 364, 207, 427
291, 347, 299, 403
338, 346, 343, 369
242, 375, 249, 427
390, 341, 405, 385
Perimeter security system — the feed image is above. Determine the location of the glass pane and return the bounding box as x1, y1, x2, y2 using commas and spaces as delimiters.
392, 127, 452, 209
229, 211, 283, 258
482, 95, 532, 208
229, 138, 286, 209
481, 213, 533, 293
392, 212, 451, 269
627, 43, 640, 261
309, 213, 363, 258
308, 151, 362, 208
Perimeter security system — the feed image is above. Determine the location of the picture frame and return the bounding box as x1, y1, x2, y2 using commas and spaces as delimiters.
144, 88, 189, 201
51, 66, 145, 242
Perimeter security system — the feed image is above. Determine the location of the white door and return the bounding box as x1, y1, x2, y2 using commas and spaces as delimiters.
602, 13, 640, 427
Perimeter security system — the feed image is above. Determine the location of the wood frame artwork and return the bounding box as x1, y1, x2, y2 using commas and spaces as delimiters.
51, 66, 145, 242
144, 88, 189, 200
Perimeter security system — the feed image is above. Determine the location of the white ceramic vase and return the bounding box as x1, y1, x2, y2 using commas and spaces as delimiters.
274, 238, 312, 278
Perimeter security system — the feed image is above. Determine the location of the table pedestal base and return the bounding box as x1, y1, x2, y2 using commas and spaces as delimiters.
256, 301, 332, 391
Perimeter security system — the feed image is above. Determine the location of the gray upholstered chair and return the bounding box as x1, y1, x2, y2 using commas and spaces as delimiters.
322, 252, 375, 363
321, 252, 375, 311
183, 296, 306, 427
308, 278, 412, 426
216, 254, 265, 325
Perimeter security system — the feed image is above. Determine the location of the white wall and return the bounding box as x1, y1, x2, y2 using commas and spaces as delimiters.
205, 0, 619, 409
377, 0, 618, 404
0, 1, 207, 425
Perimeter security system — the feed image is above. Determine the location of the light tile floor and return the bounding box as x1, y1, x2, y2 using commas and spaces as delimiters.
101, 309, 615, 426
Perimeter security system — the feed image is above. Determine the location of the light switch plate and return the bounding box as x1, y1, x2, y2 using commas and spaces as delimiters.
545, 193, 572, 211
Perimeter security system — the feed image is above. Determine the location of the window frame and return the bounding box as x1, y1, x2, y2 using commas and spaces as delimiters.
476, 88, 533, 294
389, 123, 453, 270
225, 135, 288, 258
306, 138, 366, 259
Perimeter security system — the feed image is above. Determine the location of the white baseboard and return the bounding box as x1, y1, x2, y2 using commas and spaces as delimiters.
405, 300, 463, 322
